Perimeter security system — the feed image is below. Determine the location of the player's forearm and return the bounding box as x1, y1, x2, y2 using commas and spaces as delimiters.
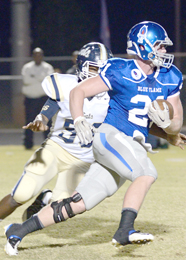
163, 116, 183, 134
40, 98, 60, 121
165, 95, 183, 134
70, 87, 85, 120
149, 123, 185, 149
149, 122, 179, 140
70, 76, 108, 120
149, 124, 167, 139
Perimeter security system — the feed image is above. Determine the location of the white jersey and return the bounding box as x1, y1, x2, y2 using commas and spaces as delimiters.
42, 73, 109, 163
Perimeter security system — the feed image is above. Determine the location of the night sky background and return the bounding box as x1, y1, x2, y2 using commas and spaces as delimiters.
1, 0, 186, 57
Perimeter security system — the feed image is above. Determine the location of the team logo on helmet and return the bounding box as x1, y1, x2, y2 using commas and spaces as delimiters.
137, 25, 148, 44
78, 47, 91, 58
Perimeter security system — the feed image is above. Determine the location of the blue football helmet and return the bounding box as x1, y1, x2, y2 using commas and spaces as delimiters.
76, 42, 113, 81
126, 21, 174, 68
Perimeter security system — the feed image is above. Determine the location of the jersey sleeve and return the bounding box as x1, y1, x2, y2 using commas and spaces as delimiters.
41, 73, 65, 101
99, 61, 113, 90
167, 66, 183, 97
99, 58, 128, 91
42, 73, 78, 102
168, 75, 183, 97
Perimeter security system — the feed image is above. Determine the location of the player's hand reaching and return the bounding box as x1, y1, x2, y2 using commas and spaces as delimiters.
22, 114, 49, 132
167, 132, 186, 150
74, 116, 96, 145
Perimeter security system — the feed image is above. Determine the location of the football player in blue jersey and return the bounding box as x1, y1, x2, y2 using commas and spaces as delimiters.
4, 22, 186, 256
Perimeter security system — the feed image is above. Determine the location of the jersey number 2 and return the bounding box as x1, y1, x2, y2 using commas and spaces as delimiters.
129, 95, 153, 127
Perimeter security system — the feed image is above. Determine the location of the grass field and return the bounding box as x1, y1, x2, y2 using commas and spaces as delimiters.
0, 145, 186, 260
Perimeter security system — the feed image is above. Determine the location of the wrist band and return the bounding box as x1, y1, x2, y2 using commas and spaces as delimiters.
34, 114, 43, 121
74, 116, 84, 124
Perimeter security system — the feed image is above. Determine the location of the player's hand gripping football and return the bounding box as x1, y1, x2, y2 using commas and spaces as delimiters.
22, 114, 49, 132
148, 100, 171, 129
74, 116, 96, 145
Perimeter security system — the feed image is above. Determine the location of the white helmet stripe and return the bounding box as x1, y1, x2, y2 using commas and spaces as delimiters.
99, 43, 108, 60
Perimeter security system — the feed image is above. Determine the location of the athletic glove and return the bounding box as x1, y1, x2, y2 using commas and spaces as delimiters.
148, 100, 171, 129
74, 116, 95, 145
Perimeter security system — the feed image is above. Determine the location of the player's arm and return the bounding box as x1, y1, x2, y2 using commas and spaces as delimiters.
70, 75, 108, 144
70, 75, 108, 119
22, 98, 60, 132
165, 94, 183, 134
148, 95, 183, 135
149, 123, 186, 150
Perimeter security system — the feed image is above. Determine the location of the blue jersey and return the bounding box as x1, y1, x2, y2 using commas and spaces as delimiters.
99, 58, 183, 139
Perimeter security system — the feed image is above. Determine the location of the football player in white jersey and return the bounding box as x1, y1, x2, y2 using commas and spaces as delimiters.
4, 22, 186, 256
0, 42, 113, 222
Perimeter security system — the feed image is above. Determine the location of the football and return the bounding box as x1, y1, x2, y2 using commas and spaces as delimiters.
151, 99, 174, 119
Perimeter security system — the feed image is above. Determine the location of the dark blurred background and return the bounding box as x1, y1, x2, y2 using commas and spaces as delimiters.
1, 0, 186, 56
